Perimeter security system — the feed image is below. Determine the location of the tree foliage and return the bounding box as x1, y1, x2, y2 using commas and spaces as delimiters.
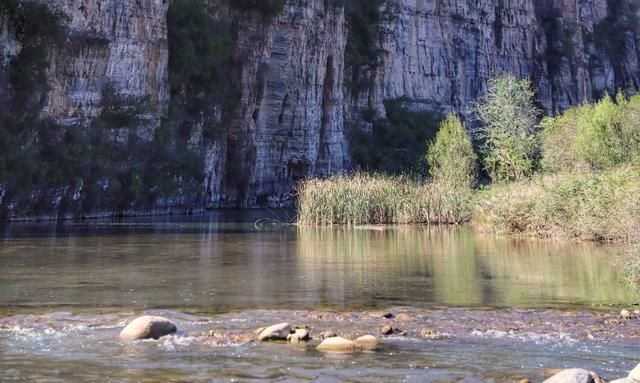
475, 75, 540, 183
541, 92, 640, 172
231, 0, 286, 17
427, 114, 477, 188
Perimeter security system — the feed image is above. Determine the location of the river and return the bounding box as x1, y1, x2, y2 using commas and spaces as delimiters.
0, 210, 638, 382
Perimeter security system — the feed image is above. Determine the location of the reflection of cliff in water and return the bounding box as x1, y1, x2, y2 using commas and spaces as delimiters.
295, 226, 631, 308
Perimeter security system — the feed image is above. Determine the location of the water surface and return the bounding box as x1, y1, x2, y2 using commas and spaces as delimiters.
0, 211, 637, 382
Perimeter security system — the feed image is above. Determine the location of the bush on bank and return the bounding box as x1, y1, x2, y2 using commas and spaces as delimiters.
472, 165, 640, 241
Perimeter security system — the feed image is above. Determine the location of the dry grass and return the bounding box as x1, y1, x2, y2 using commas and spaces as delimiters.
473, 166, 640, 241
296, 172, 472, 225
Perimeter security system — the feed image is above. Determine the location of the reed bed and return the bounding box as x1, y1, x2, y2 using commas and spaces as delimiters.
296, 172, 472, 225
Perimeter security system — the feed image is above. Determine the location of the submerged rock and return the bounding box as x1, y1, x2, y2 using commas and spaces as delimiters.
355, 335, 379, 350
317, 336, 362, 353
543, 368, 606, 383
256, 323, 291, 341
119, 316, 177, 341
379, 324, 406, 336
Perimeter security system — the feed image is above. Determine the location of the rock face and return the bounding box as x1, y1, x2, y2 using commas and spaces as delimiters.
1, 0, 639, 214
213, 1, 350, 207
44, 0, 169, 130
119, 315, 177, 341
359, 0, 639, 117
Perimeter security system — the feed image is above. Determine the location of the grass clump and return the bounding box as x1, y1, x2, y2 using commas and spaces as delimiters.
296, 173, 472, 226
473, 165, 640, 241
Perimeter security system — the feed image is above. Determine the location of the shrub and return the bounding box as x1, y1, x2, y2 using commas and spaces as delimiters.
427, 114, 477, 188
474, 75, 540, 183
541, 92, 640, 172
624, 246, 640, 290
473, 165, 640, 241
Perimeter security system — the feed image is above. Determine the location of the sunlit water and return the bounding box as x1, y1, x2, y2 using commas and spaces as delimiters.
0, 211, 638, 381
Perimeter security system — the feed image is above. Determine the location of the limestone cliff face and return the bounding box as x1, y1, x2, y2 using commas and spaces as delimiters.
1, 0, 639, 215
213, 1, 349, 207
357, 0, 640, 117
43, 0, 169, 131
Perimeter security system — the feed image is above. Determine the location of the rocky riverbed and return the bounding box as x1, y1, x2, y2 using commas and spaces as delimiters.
1, 307, 639, 382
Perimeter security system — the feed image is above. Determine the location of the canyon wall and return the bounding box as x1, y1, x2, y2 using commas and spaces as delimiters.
0, 0, 638, 215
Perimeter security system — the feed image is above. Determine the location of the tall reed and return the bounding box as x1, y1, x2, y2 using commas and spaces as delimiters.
296, 172, 472, 225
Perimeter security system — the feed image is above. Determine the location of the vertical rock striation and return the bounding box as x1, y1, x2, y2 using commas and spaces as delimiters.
43, 0, 169, 130
355, 0, 639, 117
214, 1, 349, 207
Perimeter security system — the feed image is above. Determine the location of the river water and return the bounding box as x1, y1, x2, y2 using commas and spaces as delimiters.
0, 211, 638, 382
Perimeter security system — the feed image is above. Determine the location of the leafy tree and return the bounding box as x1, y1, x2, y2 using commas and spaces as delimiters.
475, 75, 540, 182
541, 92, 640, 172
427, 114, 477, 188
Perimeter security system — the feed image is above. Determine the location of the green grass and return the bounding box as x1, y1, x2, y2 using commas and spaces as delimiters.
296, 172, 473, 225
472, 165, 640, 241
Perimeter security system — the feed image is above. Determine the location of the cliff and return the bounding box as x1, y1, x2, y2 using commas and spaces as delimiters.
0, 0, 638, 217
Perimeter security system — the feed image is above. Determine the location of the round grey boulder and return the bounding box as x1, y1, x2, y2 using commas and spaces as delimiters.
317, 336, 362, 353
256, 323, 291, 341
119, 315, 177, 341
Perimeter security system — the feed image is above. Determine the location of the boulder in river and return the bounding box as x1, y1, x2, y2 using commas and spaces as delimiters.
320, 329, 337, 339
620, 309, 637, 320
317, 336, 363, 353
543, 368, 606, 383
256, 323, 291, 341
119, 316, 177, 341
355, 335, 379, 350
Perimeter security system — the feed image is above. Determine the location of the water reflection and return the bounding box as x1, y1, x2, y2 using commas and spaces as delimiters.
0, 216, 633, 314
294, 226, 630, 308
